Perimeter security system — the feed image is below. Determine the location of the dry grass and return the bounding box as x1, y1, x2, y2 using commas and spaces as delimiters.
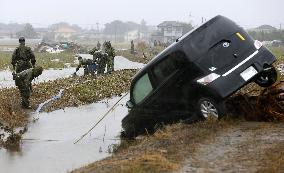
256, 144, 284, 173
72, 119, 237, 173
0, 88, 28, 128
0, 51, 76, 70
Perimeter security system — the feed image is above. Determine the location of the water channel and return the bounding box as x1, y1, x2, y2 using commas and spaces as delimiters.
0, 56, 144, 172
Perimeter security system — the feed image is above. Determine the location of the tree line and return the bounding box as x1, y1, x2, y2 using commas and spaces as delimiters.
248, 30, 284, 42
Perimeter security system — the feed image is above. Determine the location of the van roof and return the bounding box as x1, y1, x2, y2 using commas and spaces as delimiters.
132, 15, 234, 80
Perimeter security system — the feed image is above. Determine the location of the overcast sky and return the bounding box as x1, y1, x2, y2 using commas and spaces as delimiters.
1, 0, 283, 29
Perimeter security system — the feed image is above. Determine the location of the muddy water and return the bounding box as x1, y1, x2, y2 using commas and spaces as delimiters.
0, 56, 144, 89
0, 95, 129, 173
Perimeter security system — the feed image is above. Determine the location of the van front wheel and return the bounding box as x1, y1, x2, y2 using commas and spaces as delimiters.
197, 97, 225, 120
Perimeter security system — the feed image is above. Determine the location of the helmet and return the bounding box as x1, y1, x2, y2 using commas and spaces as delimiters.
103, 41, 111, 47
19, 37, 25, 43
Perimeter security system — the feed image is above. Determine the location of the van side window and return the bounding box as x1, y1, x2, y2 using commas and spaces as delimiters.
133, 73, 153, 104
153, 51, 187, 84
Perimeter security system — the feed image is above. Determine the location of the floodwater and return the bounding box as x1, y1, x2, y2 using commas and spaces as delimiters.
0, 56, 144, 172
0, 95, 129, 173
0, 56, 144, 89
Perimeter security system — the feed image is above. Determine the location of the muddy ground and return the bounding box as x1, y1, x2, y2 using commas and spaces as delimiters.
72, 120, 284, 173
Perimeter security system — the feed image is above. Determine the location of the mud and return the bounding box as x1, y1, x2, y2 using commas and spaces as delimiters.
178, 122, 284, 173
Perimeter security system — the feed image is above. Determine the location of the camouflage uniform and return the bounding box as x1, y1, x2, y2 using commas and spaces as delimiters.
88, 47, 98, 55
75, 58, 96, 75
14, 67, 43, 108
11, 44, 36, 73
93, 50, 108, 74
104, 41, 115, 74
130, 40, 134, 54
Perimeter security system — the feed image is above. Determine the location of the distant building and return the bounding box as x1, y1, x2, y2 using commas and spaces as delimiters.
154, 21, 185, 43
125, 30, 139, 41
251, 25, 277, 33
79, 29, 103, 41
54, 27, 77, 41
35, 28, 50, 39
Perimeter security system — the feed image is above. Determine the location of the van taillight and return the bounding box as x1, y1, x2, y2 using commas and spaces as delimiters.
254, 40, 262, 50
197, 73, 220, 85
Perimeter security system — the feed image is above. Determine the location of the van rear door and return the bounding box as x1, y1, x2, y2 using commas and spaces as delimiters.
196, 31, 255, 73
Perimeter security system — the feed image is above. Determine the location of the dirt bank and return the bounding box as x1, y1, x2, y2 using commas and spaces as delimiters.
72, 120, 284, 173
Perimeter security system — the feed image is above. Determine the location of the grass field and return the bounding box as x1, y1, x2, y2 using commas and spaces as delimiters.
0, 51, 76, 70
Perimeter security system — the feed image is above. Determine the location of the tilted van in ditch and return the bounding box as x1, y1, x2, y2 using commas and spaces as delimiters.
122, 15, 278, 137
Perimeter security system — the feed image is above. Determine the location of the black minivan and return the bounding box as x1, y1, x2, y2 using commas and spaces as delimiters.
122, 15, 278, 137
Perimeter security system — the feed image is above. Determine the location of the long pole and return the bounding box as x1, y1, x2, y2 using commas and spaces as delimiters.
73, 92, 129, 144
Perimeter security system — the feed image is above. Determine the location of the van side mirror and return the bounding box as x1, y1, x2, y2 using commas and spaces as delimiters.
126, 100, 134, 109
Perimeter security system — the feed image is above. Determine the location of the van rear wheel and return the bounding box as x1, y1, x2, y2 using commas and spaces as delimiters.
197, 97, 225, 120
255, 66, 278, 87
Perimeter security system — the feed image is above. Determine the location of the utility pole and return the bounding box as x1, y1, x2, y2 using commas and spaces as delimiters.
96, 22, 99, 31
188, 12, 194, 25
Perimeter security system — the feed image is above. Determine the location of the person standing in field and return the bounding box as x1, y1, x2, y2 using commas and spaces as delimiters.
11, 37, 36, 73
103, 41, 115, 74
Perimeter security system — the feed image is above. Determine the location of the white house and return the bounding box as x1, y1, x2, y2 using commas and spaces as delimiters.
157, 21, 185, 43
250, 25, 277, 33
125, 30, 139, 41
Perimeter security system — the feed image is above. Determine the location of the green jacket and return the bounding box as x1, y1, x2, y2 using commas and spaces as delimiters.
11, 45, 36, 69
76, 59, 95, 72
105, 47, 115, 58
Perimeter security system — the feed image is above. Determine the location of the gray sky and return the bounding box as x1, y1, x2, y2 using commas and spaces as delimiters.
1, 0, 283, 29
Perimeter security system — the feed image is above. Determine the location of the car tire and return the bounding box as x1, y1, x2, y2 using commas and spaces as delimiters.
255, 66, 278, 87
197, 97, 225, 120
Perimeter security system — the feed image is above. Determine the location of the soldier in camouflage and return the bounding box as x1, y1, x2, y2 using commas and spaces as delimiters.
74, 56, 96, 76
93, 50, 108, 74
14, 66, 43, 109
103, 41, 115, 74
88, 47, 98, 56
11, 37, 36, 73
